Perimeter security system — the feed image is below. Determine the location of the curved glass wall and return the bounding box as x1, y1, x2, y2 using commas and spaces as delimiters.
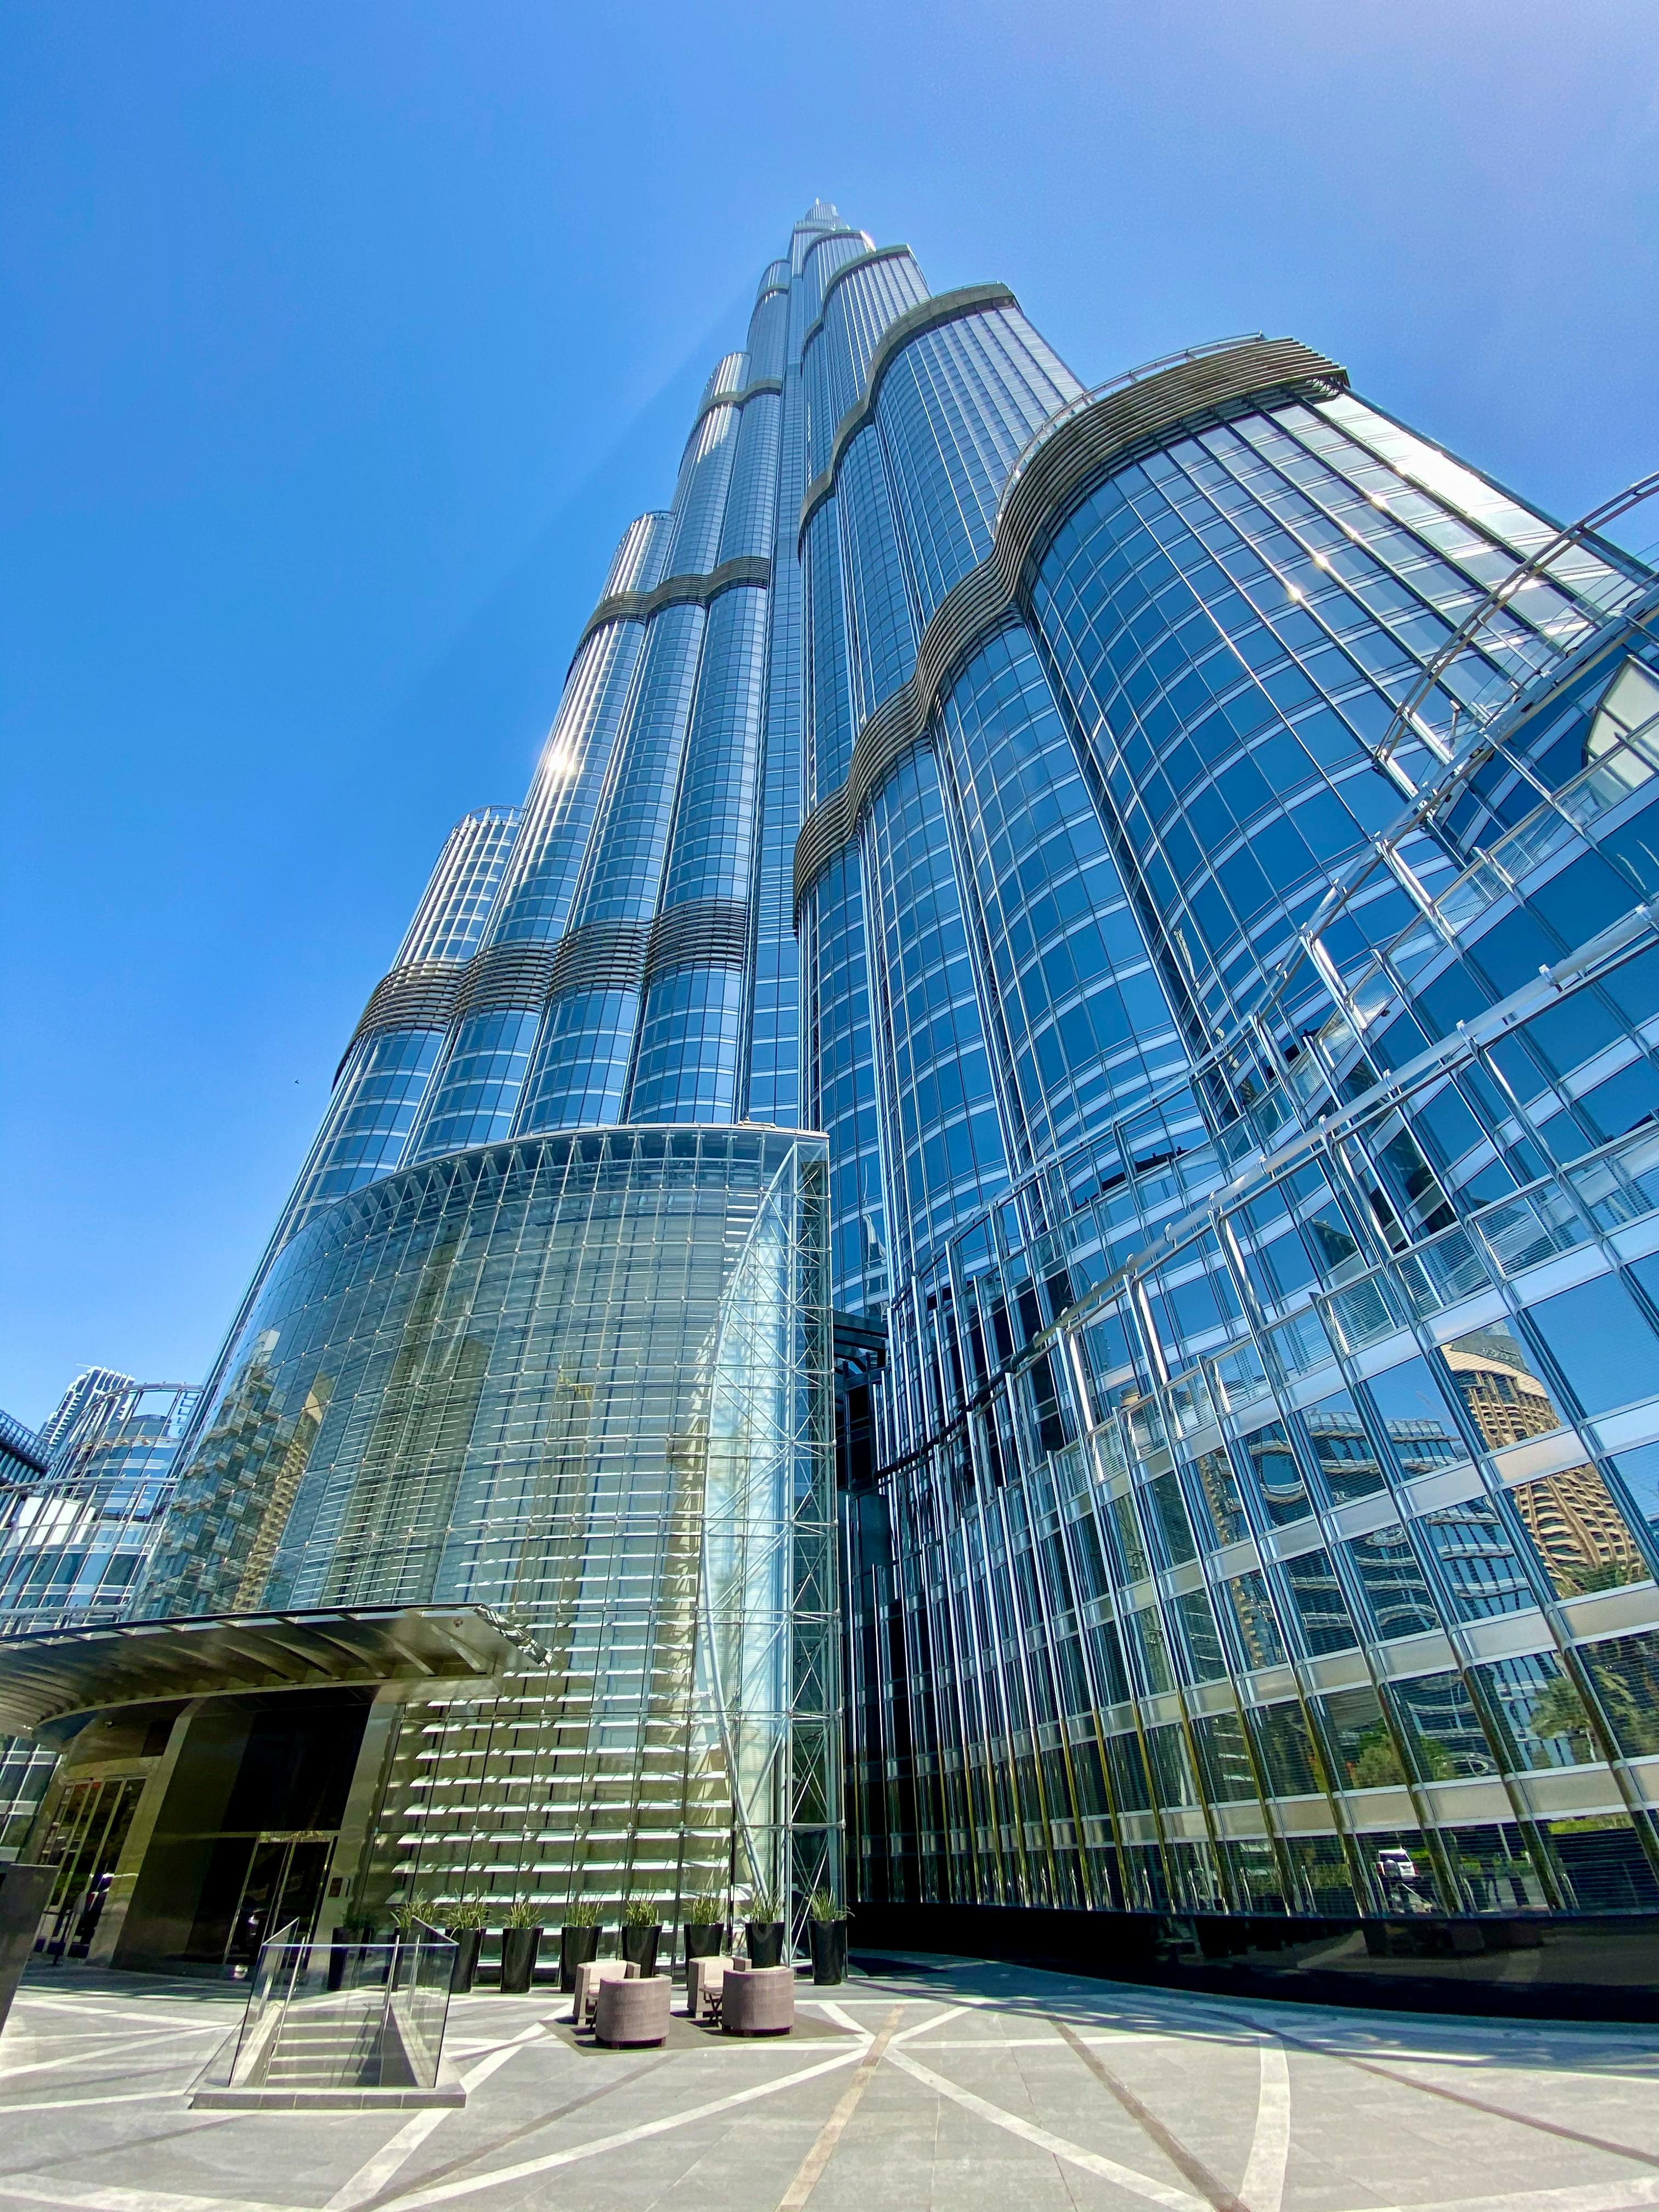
138, 1129, 836, 1923
22, 203, 1657, 1953
823, 349, 1659, 1924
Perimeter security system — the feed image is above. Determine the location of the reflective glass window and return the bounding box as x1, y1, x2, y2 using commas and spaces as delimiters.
1281, 1548, 1361, 1655
1387, 1672, 1497, 1780
1475, 1651, 1599, 1769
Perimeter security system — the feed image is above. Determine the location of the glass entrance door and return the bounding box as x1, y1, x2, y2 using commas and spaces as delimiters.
37, 1776, 143, 1960
223, 1833, 332, 1967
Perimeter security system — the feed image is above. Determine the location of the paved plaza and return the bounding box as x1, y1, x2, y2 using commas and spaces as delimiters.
2, 1953, 1659, 2212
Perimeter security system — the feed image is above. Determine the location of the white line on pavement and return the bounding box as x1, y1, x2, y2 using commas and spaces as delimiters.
375, 2041, 868, 2210
1332, 2183, 1659, 2212
889, 2005, 965, 2044
16, 2004, 235, 2032
0, 2032, 211, 2085
0, 2090, 180, 2114
324, 2020, 551, 2211
885, 2044, 1207, 2212
0, 2180, 291, 2212
1239, 2038, 1290, 2212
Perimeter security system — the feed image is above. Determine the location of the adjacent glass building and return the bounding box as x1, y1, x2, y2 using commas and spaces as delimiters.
6, 204, 1658, 1980
0, 1377, 197, 1867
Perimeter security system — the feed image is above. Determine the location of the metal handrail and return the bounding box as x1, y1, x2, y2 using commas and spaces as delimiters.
1372, 469, 1659, 776
998, 334, 1266, 514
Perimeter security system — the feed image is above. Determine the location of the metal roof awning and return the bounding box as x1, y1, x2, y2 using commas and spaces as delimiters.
0, 1605, 547, 1740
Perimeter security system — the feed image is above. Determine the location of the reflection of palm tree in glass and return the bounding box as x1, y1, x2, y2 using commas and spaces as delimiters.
1348, 1724, 1405, 1787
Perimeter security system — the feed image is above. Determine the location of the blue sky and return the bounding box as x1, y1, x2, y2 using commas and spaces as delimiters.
4, 0, 1656, 1426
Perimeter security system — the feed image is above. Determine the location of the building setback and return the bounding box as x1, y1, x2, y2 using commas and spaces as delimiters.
5, 204, 1659, 1983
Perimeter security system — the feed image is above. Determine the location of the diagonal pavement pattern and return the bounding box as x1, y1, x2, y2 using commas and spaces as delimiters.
3, 1956, 1659, 2212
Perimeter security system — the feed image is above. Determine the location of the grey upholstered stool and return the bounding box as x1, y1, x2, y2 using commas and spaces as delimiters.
594, 1973, 672, 2047
574, 1956, 636, 2025
720, 1961, 794, 2035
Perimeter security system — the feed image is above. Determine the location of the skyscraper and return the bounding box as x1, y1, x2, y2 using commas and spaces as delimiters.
6, 203, 1659, 1978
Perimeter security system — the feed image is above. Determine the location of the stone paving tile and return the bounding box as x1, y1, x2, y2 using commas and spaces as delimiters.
4, 1955, 1659, 2212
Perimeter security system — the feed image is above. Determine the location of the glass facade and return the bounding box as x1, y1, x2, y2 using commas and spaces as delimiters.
12, 204, 1658, 1964
0, 1378, 198, 1858
807, 333, 1659, 1924
140, 1128, 835, 1923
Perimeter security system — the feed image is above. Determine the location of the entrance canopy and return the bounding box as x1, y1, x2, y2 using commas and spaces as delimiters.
0, 1605, 544, 1740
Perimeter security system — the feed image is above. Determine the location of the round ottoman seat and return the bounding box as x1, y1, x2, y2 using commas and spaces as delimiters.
594, 1973, 672, 2047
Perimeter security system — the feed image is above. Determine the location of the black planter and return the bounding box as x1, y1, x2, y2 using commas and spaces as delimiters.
326, 1929, 354, 1993
684, 1921, 727, 1963
448, 1927, 483, 1994
499, 1926, 541, 1994
809, 1920, 848, 1985
619, 1923, 661, 1978
558, 1923, 601, 1993
746, 1920, 786, 1969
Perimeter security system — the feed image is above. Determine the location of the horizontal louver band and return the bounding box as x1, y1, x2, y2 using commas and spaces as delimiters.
450, 941, 558, 1021
572, 554, 772, 665
644, 898, 752, 981
336, 958, 466, 1073
793, 336, 1348, 916
798, 283, 1020, 544
548, 919, 650, 999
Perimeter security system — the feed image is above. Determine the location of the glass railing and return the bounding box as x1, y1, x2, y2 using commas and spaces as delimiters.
229, 1921, 458, 2093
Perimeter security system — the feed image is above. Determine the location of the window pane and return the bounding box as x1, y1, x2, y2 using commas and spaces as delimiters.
1303, 1390, 1387, 1504
1238, 1419, 1313, 1527
1576, 1629, 1659, 1757
1437, 1321, 1567, 1451
1388, 1671, 1498, 1780
1317, 1683, 1404, 1788
1527, 1273, 1659, 1420
1474, 1652, 1599, 1769
1364, 1356, 1468, 1479
1223, 1570, 1287, 1669
1343, 1522, 1441, 1639
1188, 1445, 1251, 1548
1508, 1464, 1650, 1598
1282, 1547, 1361, 1654
1418, 1495, 1536, 1619
1251, 1699, 1322, 1796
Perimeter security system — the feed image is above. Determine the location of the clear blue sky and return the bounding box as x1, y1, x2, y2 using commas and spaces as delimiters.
3, 0, 1656, 1426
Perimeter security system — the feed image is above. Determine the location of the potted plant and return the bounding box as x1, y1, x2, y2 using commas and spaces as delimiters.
682, 1891, 726, 1964
619, 1896, 662, 1978
499, 1900, 542, 1994
744, 1886, 786, 1970
446, 1899, 487, 1994
806, 1889, 848, 1985
558, 1899, 601, 1993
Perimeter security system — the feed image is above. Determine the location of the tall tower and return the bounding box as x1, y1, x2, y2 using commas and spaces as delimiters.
8, 204, 1659, 1981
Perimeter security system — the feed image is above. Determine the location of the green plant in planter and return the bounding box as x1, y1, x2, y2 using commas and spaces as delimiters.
562, 1899, 600, 1928
502, 1899, 538, 1929
746, 1887, 781, 1922
684, 1892, 723, 1926
806, 1888, 844, 1925
622, 1897, 659, 1928
447, 1899, 488, 1932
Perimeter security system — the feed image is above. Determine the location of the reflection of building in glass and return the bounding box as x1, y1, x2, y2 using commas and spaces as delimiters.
1441, 1332, 1561, 1449
1511, 1465, 1648, 1597
791, 216, 1659, 1928
7, 204, 1659, 1955
0, 1380, 199, 1634
0, 1406, 50, 1860
0, 1380, 199, 1867
0, 210, 853, 1963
